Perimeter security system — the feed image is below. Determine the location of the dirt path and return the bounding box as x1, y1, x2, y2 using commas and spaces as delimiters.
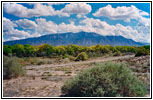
25, 55, 134, 70
4, 55, 150, 97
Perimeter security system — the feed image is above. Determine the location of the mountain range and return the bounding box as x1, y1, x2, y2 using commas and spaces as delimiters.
3, 32, 147, 46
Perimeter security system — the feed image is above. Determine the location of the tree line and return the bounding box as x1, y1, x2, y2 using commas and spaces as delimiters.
3, 44, 150, 58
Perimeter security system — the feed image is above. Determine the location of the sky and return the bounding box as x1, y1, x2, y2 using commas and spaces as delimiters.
3, 2, 151, 43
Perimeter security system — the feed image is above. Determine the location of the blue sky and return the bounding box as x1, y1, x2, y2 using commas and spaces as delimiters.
3, 2, 150, 43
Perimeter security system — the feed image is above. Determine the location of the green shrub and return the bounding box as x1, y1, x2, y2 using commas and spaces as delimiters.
113, 51, 122, 56
62, 54, 70, 59
3, 56, 25, 79
135, 47, 149, 57
68, 56, 76, 61
3, 45, 12, 56
75, 52, 88, 61
61, 62, 147, 97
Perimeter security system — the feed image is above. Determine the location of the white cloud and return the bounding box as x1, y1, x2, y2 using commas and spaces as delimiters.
34, 17, 148, 43
3, 17, 17, 31
57, 22, 83, 33
62, 3, 91, 14
80, 18, 150, 43
3, 3, 65, 18
3, 3, 29, 18
16, 19, 38, 29
47, 3, 65, 6
35, 18, 58, 34
4, 29, 31, 38
3, 17, 32, 41
3, 3, 91, 18
93, 5, 150, 26
3, 17, 150, 43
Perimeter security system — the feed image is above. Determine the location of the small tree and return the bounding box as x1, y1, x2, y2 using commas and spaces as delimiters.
75, 52, 88, 61
113, 51, 122, 56
135, 47, 149, 57
3, 45, 12, 56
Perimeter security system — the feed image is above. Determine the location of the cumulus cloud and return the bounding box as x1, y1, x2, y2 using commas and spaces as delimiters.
3, 3, 64, 18
33, 17, 149, 43
3, 17, 150, 43
93, 5, 150, 26
35, 18, 58, 34
3, 17, 17, 31
79, 18, 139, 41
4, 29, 31, 38
47, 3, 65, 6
62, 3, 91, 14
3, 17, 32, 41
16, 19, 38, 29
57, 21, 83, 33
3, 3, 91, 18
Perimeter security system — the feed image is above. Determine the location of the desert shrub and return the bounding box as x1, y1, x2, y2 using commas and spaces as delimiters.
87, 51, 104, 58
3, 56, 25, 79
113, 51, 122, 56
75, 52, 88, 61
61, 62, 147, 97
135, 47, 149, 57
62, 54, 70, 59
29, 58, 39, 65
68, 56, 76, 61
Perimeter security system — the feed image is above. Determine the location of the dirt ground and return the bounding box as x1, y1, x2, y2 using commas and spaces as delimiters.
3, 55, 150, 97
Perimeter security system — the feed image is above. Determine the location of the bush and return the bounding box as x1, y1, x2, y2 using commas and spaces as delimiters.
135, 47, 149, 57
75, 52, 88, 61
61, 62, 147, 97
3, 45, 12, 56
68, 56, 76, 61
113, 51, 122, 56
3, 56, 25, 79
62, 54, 70, 59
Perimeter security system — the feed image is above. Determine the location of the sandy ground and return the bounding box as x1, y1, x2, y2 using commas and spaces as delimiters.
3, 55, 150, 97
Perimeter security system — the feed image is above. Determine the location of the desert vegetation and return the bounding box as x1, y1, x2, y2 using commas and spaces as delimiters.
3, 44, 150, 97
3, 56, 25, 79
3, 44, 150, 59
62, 62, 147, 97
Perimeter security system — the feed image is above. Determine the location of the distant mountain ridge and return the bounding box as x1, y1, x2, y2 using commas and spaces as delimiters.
4, 32, 147, 46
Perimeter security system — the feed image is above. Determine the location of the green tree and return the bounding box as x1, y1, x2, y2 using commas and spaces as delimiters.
66, 45, 75, 56
37, 44, 55, 57
55, 46, 66, 56
24, 44, 38, 57
135, 47, 149, 57
3, 45, 12, 56
12, 44, 25, 57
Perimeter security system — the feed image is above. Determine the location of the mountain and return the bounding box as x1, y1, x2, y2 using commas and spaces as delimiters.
3, 32, 146, 46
